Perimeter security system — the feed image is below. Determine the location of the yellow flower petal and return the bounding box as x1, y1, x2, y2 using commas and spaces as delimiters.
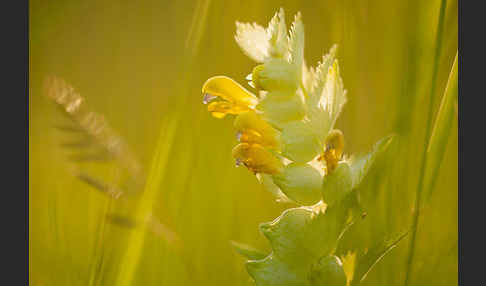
202, 76, 258, 108
207, 101, 250, 118
232, 143, 283, 174
234, 111, 280, 150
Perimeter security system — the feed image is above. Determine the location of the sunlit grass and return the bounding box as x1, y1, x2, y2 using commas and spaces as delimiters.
29, 0, 457, 285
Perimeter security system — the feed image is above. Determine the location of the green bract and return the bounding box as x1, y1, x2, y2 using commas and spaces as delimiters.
280, 121, 322, 163
257, 91, 306, 129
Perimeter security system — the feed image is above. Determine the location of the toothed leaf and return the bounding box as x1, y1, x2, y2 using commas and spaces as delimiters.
247, 194, 358, 286
267, 8, 289, 59
306, 48, 345, 141
288, 12, 304, 74
235, 22, 270, 63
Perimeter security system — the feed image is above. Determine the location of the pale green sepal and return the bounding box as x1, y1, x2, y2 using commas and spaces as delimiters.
272, 163, 323, 206
257, 91, 306, 129
309, 255, 346, 286
231, 240, 268, 260
253, 59, 300, 92
281, 121, 322, 163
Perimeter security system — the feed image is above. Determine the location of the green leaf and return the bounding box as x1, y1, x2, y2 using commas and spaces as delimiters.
422, 52, 458, 204
231, 241, 268, 260
322, 135, 394, 206
351, 230, 409, 286
247, 195, 358, 286
309, 255, 347, 286
272, 162, 323, 205
281, 121, 322, 163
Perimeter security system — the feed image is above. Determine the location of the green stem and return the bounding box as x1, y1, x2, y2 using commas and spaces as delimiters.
403, 0, 448, 285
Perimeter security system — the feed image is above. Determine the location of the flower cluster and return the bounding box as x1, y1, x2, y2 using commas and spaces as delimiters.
201, 9, 394, 286
202, 9, 351, 206
202, 8, 392, 209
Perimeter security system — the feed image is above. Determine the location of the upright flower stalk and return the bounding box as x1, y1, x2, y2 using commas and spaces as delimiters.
201, 9, 394, 286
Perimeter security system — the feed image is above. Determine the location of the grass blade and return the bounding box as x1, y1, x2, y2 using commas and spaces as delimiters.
422, 52, 458, 203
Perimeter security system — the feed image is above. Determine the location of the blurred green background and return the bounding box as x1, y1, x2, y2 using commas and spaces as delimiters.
29, 0, 457, 285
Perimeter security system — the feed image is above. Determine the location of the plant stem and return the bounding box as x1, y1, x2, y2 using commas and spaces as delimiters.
403, 0, 448, 285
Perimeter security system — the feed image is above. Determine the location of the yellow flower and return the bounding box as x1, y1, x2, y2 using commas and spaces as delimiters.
232, 143, 283, 175
319, 129, 345, 173
234, 111, 281, 150
202, 76, 258, 118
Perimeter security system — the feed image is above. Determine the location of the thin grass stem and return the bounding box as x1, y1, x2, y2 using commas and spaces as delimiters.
403, 1, 449, 283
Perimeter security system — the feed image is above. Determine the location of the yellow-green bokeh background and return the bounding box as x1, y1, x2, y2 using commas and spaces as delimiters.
29, 0, 457, 285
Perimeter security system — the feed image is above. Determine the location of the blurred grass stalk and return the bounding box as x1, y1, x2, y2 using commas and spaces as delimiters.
114, 117, 178, 286
422, 53, 458, 203
404, 51, 458, 285
402, 0, 449, 284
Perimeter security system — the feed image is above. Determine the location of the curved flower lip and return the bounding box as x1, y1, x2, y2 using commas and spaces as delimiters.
232, 143, 283, 175
202, 76, 258, 118
234, 111, 281, 150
